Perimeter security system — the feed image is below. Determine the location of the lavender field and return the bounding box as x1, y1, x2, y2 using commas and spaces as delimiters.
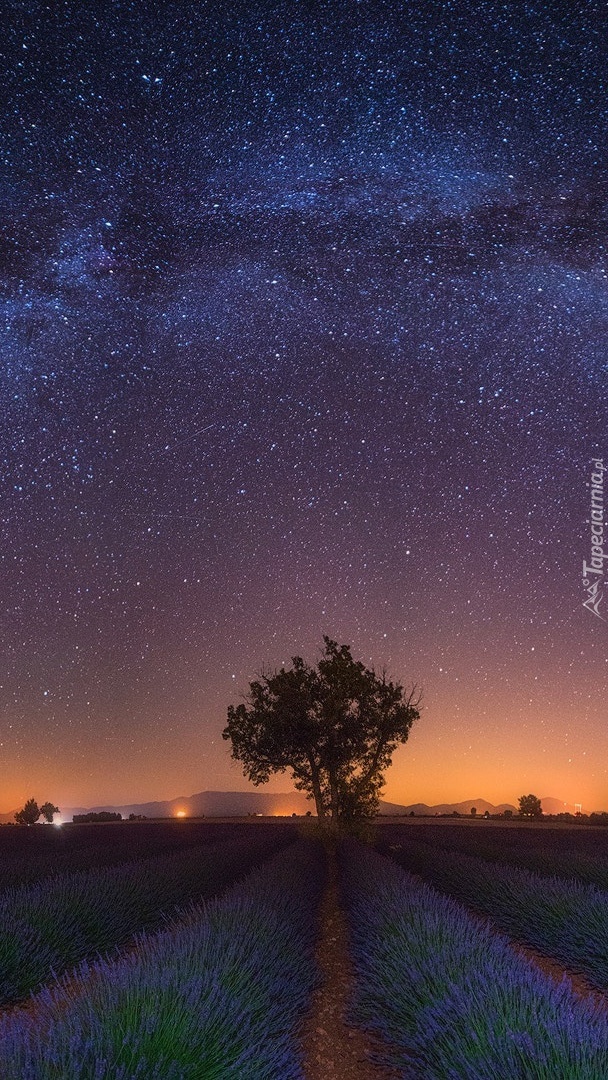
1, 820, 608, 1077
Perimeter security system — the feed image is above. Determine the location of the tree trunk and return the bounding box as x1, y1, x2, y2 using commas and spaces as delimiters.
308, 755, 326, 821
329, 772, 339, 826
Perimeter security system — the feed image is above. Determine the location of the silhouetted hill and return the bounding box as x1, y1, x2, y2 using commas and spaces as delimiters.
66, 792, 518, 820
64, 790, 313, 820
379, 798, 518, 816
1, 791, 601, 823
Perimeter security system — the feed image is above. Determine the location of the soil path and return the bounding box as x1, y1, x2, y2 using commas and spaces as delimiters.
299, 843, 608, 1080
300, 843, 403, 1080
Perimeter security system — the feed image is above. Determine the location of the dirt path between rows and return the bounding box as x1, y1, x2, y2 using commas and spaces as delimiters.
299, 844, 608, 1080
4, 843, 407, 1076
6, 843, 607, 1077
300, 844, 403, 1080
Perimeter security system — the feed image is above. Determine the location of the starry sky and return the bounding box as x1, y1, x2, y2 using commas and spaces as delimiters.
1, 0, 607, 814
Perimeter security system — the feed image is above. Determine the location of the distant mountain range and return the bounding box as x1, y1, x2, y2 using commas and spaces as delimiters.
381, 797, 519, 817
0, 791, 597, 823
381, 797, 588, 817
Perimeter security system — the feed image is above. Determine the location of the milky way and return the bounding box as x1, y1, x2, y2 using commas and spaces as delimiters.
1, 1, 607, 812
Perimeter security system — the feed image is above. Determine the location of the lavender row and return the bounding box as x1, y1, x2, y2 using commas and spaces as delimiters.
0, 838, 325, 1080
0, 821, 285, 891
0, 830, 292, 1007
378, 823, 608, 891
379, 837, 608, 993
339, 839, 608, 1079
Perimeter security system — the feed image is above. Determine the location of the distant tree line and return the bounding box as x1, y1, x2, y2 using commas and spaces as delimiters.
72, 811, 122, 823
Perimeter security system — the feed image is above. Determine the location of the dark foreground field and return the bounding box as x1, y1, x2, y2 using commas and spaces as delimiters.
2, 818, 608, 1077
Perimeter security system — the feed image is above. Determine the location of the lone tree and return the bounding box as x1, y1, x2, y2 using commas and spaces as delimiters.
223, 637, 421, 826
40, 801, 60, 823
518, 793, 543, 819
15, 798, 40, 825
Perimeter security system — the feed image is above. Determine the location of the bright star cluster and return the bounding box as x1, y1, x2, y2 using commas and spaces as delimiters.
1, 1, 607, 812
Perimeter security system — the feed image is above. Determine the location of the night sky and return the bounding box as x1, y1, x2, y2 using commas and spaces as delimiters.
2, 0, 607, 814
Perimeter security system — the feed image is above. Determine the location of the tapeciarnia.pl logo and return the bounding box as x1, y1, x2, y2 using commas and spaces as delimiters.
583, 458, 607, 620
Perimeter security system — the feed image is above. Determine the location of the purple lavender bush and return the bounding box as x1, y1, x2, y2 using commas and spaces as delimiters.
0, 829, 292, 1006
0, 837, 325, 1079
339, 839, 608, 1079
380, 837, 608, 992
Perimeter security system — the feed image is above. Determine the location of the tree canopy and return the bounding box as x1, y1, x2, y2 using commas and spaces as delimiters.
223, 637, 421, 825
518, 793, 543, 818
